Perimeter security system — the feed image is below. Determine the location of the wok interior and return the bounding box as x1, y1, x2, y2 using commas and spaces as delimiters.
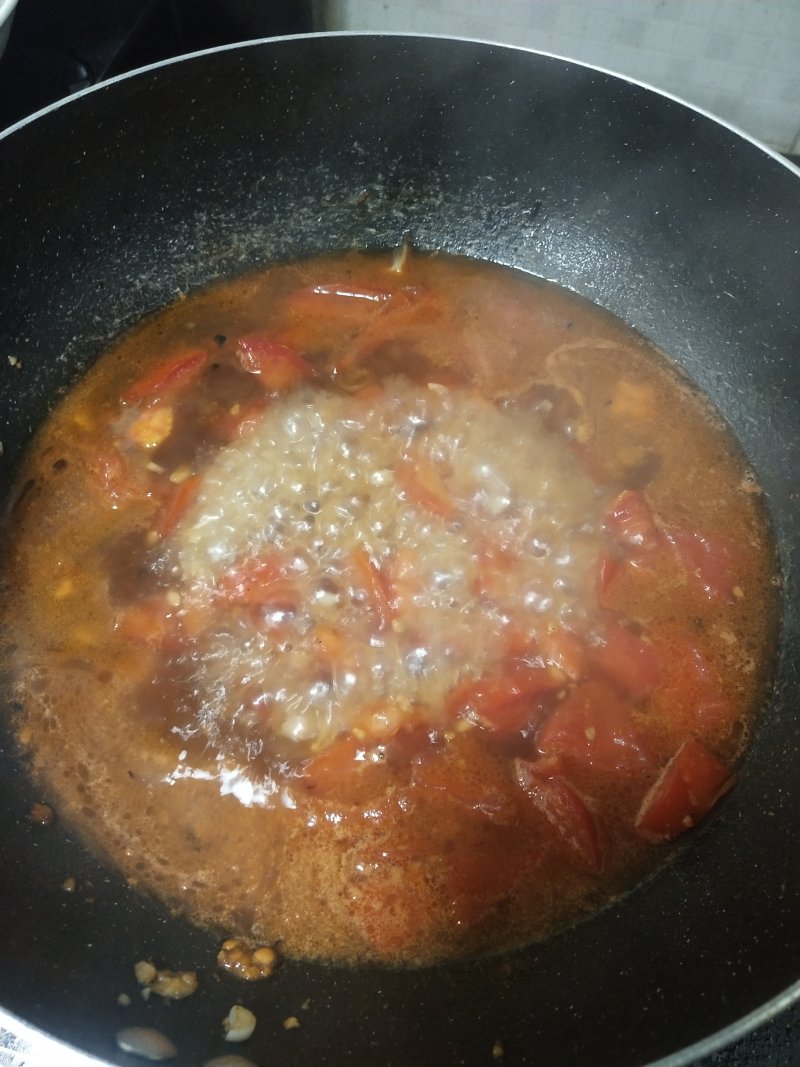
0, 35, 798, 1067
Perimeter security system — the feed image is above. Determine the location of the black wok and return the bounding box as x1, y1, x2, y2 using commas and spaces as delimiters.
0, 33, 798, 1067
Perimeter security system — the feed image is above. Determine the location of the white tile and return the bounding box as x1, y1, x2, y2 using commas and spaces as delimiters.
318, 0, 800, 150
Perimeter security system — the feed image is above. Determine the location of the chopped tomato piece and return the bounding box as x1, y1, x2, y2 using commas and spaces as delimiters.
635, 737, 734, 842
350, 544, 394, 631
156, 473, 201, 536
589, 622, 662, 699
236, 335, 314, 392
596, 555, 622, 607
444, 662, 559, 733
122, 349, 208, 404
514, 758, 603, 872
604, 489, 662, 555
664, 527, 740, 601
537, 680, 653, 772
395, 453, 456, 521
539, 626, 588, 681
218, 555, 298, 614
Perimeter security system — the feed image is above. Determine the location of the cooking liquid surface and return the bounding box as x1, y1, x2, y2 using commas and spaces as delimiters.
1, 250, 778, 965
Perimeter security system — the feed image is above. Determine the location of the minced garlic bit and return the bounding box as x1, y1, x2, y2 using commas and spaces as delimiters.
492, 1038, 505, 1060
116, 1026, 177, 1062
169, 464, 193, 485
130, 405, 174, 449
135, 959, 199, 1000
223, 1004, 257, 1043
217, 937, 277, 981
283, 1016, 300, 1030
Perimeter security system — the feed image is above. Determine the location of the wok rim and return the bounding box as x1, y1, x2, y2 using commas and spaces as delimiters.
1, 28, 799, 178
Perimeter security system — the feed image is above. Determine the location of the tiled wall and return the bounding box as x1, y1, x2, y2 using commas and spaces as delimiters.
313, 0, 800, 153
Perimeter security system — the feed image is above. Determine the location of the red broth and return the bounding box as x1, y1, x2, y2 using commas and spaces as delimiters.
1, 250, 779, 965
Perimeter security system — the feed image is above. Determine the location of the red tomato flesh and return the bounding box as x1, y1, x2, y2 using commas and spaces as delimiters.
635, 737, 734, 842
514, 757, 603, 872
236, 335, 314, 392
589, 622, 662, 699
444, 663, 559, 733
664, 527, 740, 602
536, 679, 654, 772
394, 453, 457, 521
122, 349, 208, 404
604, 489, 661, 554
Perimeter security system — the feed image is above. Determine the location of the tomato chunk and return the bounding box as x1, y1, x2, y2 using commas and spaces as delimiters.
589, 622, 662, 699
122, 349, 208, 404
514, 757, 603, 872
236, 335, 314, 392
156, 473, 201, 537
635, 737, 734, 842
444, 662, 559, 733
350, 544, 394, 631
604, 489, 661, 554
219, 555, 300, 620
537, 680, 653, 772
664, 527, 740, 602
395, 453, 457, 521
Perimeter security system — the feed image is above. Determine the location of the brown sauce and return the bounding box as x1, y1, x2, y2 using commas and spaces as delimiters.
1, 250, 779, 966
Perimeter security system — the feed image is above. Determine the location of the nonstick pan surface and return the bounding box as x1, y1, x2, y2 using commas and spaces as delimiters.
0, 33, 798, 1067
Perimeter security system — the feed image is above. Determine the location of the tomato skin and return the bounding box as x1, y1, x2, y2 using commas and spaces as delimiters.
236, 335, 314, 391
514, 757, 603, 872
635, 737, 734, 842
122, 349, 208, 404
539, 627, 588, 681
604, 491, 741, 605
394, 453, 457, 521
536, 680, 654, 772
156, 473, 201, 536
350, 544, 395, 631
604, 489, 661, 555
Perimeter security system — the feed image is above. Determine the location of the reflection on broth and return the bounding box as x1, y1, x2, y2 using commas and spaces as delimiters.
1, 250, 779, 966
